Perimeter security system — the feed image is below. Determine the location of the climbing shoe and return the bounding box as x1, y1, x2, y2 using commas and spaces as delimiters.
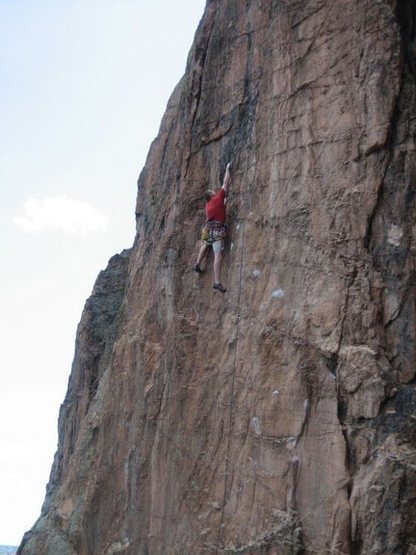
194, 263, 203, 273
213, 282, 226, 293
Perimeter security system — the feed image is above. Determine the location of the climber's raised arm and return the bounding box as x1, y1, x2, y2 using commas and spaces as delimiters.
221, 162, 232, 196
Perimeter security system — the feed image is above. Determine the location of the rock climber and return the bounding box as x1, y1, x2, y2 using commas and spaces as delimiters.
194, 162, 232, 293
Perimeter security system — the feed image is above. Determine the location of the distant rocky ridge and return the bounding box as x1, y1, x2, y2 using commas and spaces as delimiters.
0, 546, 17, 555
18, 0, 416, 554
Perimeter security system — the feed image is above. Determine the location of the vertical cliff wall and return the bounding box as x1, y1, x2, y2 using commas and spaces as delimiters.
19, 1, 416, 554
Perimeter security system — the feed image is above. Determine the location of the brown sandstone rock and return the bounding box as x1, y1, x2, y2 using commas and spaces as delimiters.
18, 1, 416, 554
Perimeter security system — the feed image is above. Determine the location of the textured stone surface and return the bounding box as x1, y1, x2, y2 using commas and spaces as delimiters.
19, 1, 416, 554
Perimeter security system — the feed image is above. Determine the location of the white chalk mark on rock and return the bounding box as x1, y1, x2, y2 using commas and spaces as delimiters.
107, 538, 130, 555
272, 288, 285, 298
387, 224, 403, 247
251, 268, 262, 279
251, 416, 262, 437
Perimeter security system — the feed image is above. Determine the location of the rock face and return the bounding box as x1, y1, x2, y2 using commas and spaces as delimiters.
19, 1, 416, 554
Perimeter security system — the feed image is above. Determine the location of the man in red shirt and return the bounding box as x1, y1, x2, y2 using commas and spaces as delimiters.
194, 162, 232, 293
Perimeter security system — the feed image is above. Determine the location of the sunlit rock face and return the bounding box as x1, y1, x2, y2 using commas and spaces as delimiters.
18, 1, 416, 554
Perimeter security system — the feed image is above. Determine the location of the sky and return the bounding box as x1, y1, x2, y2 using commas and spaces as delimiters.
0, 0, 206, 546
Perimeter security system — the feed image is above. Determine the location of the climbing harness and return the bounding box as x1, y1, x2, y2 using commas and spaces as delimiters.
201, 220, 226, 246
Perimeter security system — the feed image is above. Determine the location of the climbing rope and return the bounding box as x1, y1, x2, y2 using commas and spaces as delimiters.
222, 224, 245, 492
217, 158, 251, 551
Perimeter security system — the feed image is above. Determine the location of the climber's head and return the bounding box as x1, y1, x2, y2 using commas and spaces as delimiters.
205, 189, 215, 201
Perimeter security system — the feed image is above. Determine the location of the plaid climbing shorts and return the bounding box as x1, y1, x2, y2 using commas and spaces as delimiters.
201, 221, 226, 252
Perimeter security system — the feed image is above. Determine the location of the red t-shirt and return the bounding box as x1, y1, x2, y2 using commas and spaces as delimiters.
205, 188, 226, 223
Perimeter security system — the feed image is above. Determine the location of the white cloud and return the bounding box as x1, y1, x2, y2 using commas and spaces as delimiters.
13, 195, 108, 236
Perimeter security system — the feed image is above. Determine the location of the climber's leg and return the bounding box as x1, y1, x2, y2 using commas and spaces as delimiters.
195, 243, 208, 272
212, 240, 226, 292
